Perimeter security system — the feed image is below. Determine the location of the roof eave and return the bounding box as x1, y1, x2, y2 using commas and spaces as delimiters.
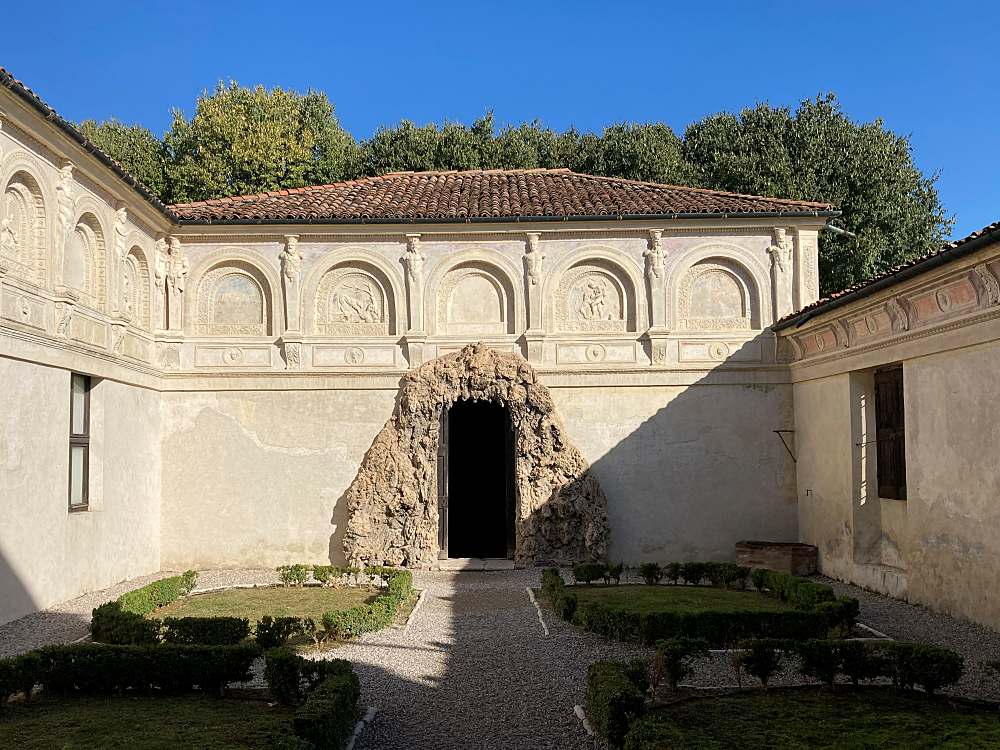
175, 208, 840, 226
773, 224, 1000, 332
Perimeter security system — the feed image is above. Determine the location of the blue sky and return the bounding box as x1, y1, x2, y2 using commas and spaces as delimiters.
3, 1, 996, 238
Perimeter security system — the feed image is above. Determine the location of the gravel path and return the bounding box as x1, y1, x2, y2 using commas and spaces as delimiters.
326, 569, 645, 750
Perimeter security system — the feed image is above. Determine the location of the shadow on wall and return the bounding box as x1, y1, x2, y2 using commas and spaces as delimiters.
581, 333, 799, 564
0, 546, 39, 628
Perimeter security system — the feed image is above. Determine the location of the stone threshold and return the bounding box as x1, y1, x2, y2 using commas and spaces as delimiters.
435, 558, 516, 571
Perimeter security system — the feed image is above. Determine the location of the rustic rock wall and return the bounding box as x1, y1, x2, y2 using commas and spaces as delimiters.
343, 343, 610, 566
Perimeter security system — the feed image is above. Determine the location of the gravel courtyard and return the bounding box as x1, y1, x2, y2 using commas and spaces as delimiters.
3, 568, 1000, 749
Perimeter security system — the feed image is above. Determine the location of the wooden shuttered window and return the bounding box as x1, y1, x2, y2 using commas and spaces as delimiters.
874, 365, 907, 500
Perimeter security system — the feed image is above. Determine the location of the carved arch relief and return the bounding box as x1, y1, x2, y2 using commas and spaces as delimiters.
64, 212, 106, 311
436, 261, 516, 335
1, 169, 47, 287
122, 246, 151, 330
554, 259, 636, 333
676, 257, 761, 331
314, 262, 396, 336
194, 260, 272, 336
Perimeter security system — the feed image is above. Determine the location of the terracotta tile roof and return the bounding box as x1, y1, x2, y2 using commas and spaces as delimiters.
774, 219, 1000, 330
0, 66, 173, 218
169, 169, 836, 224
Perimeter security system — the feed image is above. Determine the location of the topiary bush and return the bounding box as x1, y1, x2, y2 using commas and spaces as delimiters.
276, 564, 310, 587
653, 638, 709, 690
883, 642, 964, 695
263, 647, 354, 707
161, 616, 250, 646
638, 563, 663, 586
321, 568, 413, 640
293, 671, 361, 750
796, 639, 839, 687
90, 601, 161, 645
740, 639, 787, 691
586, 661, 647, 749
837, 640, 886, 685
573, 562, 607, 584
256, 616, 312, 649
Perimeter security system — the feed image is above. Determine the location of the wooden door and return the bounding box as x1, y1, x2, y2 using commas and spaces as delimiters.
437, 407, 449, 559
874, 365, 906, 500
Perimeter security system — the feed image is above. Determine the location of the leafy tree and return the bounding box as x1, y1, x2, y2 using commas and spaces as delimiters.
79, 119, 168, 198
684, 94, 952, 294
593, 123, 693, 185
163, 82, 359, 203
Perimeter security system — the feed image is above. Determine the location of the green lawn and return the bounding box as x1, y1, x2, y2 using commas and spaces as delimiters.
0, 695, 293, 749
152, 586, 375, 622
630, 689, 1000, 749
571, 584, 793, 614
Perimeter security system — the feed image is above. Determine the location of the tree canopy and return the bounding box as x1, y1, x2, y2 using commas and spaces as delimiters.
80, 87, 950, 295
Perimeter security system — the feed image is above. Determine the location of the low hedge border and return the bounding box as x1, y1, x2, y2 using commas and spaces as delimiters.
92, 566, 413, 648
586, 660, 648, 749
543, 567, 859, 647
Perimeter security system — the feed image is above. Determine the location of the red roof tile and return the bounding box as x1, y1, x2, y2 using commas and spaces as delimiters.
169, 169, 835, 224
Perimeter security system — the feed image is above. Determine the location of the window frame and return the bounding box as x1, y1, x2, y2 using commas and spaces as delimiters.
68, 373, 91, 511
873, 364, 907, 501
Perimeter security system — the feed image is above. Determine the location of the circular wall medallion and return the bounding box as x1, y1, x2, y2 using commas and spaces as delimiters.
345, 347, 365, 365
223, 347, 243, 364
584, 344, 607, 363
708, 342, 730, 360
935, 289, 952, 312
865, 315, 878, 334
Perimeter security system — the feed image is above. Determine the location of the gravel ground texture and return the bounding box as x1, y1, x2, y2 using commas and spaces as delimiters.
3, 567, 1000, 748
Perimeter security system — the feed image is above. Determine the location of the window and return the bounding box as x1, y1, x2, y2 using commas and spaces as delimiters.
874, 365, 906, 500
69, 373, 91, 510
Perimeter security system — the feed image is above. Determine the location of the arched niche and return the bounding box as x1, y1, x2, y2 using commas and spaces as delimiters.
312, 260, 398, 336
552, 257, 638, 333
65, 211, 106, 311
435, 260, 517, 336
675, 257, 762, 331
193, 259, 274, 336
1, 169, 47, 287
122, 245, 151, 330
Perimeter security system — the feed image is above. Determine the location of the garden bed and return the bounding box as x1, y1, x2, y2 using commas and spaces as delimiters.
625, 688, 1000, 749
571, 584, 793, 615
152, 586, 376, 623
0, 694, 293, 749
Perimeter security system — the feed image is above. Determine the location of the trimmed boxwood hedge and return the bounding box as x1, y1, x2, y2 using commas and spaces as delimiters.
293, 671, 361, 750
321, 568, 413, 640
586, 660, 647, 749
542, 567, 859, 646
91, 571, 202, 646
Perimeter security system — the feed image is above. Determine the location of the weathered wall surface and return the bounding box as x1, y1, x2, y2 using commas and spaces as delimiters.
0, 356, 161, 625
159, 387, 397, 569
785, 238, 1000, 628
553, 380, 797, 563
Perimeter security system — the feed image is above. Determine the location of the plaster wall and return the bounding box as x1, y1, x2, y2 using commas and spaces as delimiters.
0, 356, 161, 625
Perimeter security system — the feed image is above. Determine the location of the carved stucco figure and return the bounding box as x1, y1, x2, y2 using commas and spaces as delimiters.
343, 343, 610, 567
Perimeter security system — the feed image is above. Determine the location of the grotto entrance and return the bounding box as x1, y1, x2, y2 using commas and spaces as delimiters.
438, 399, 516, 559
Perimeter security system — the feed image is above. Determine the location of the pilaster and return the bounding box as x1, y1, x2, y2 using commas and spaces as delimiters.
793, 227, 821, 311
280, 235, 303, 333
52, 160, 75, 290
165, 236, 188, 333
768, 227, 794, 321
403, 234, 426, 334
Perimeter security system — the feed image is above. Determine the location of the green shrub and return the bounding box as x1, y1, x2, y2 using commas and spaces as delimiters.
653, 638, 708, 689
321, 568, 412, 640
604, 563, 625, 585
541, 568, 564, 597
679, 562, 707, 586
573, 562, 607, 584
162, 616, 250, 645
816, 597, 860, 636
34, 643, 256, 695
663, 562, 682, 585
116, 573, 195, 616
293, 671, 361, 750
638, 563, 663, 586
796, 639, 839, 687
883, 642, 964, 695
586, 661, 646, 749
838, 640, 886, 685
720, 563, 750, 590
277, 564, 310, 587
0, 651, 42, 707
740, 639, 787, 690
256, 616, 310, 649
311, 566, 340, 587
90, 601, 161, 645
750, 568, 768, 592
703, 562, 725, 587
263, 647, 352, 708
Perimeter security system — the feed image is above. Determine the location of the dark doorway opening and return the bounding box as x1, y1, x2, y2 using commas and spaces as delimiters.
439, 399, 515, 559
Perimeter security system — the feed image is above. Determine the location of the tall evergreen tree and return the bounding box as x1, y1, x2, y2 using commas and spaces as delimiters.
78, 119, 168, 198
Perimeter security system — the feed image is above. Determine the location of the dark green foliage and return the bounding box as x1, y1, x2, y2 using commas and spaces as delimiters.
663, 562, 682, 585
623, 658, 650, 695
116, 571, 198, 616
586, 661, 647, 749
90, 601, 161, 645
79, 118, 169, 197
256, 616, 311, 649
263, 647, 353, 708
638, 563, 663, 585
573, 562, 607, 584
740, 639, 787, 690
796, 639, 839, 687
653, 638, 709, 689
32, 643, 256, 695
321, 568, 412, 639
702, 562, 725, 587
883, 642, 964, 694
603, 563, 625, 585
838, 640, 887, 685
816, 597, 860, 637
0, 651, 42, 707
310, 566, 340, 586
539, 568, 578, 620
276, 565, 310, 587
679, 562, 707, 586
750, 568, 768, 593
161, 616, 250, 646
292, 672, 361, 750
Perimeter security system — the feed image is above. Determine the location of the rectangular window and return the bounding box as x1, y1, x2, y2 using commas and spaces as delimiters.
874, 365, 906, 500
69, 373, 90, 510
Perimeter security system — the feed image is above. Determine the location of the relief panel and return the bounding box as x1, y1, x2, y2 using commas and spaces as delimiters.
676, 259, 755, 331
195, 264, 268, 336
678, 339, 763, 363
1, 170, 46, 287
437, 263, 513, 335
906, 277, 979, 325
312, 344, 397, 367
315, 266, 391, 336
194, 345, 272, 368
554, 263, 628, 333
555, 341, 637, 365
0, 288, 47, 331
